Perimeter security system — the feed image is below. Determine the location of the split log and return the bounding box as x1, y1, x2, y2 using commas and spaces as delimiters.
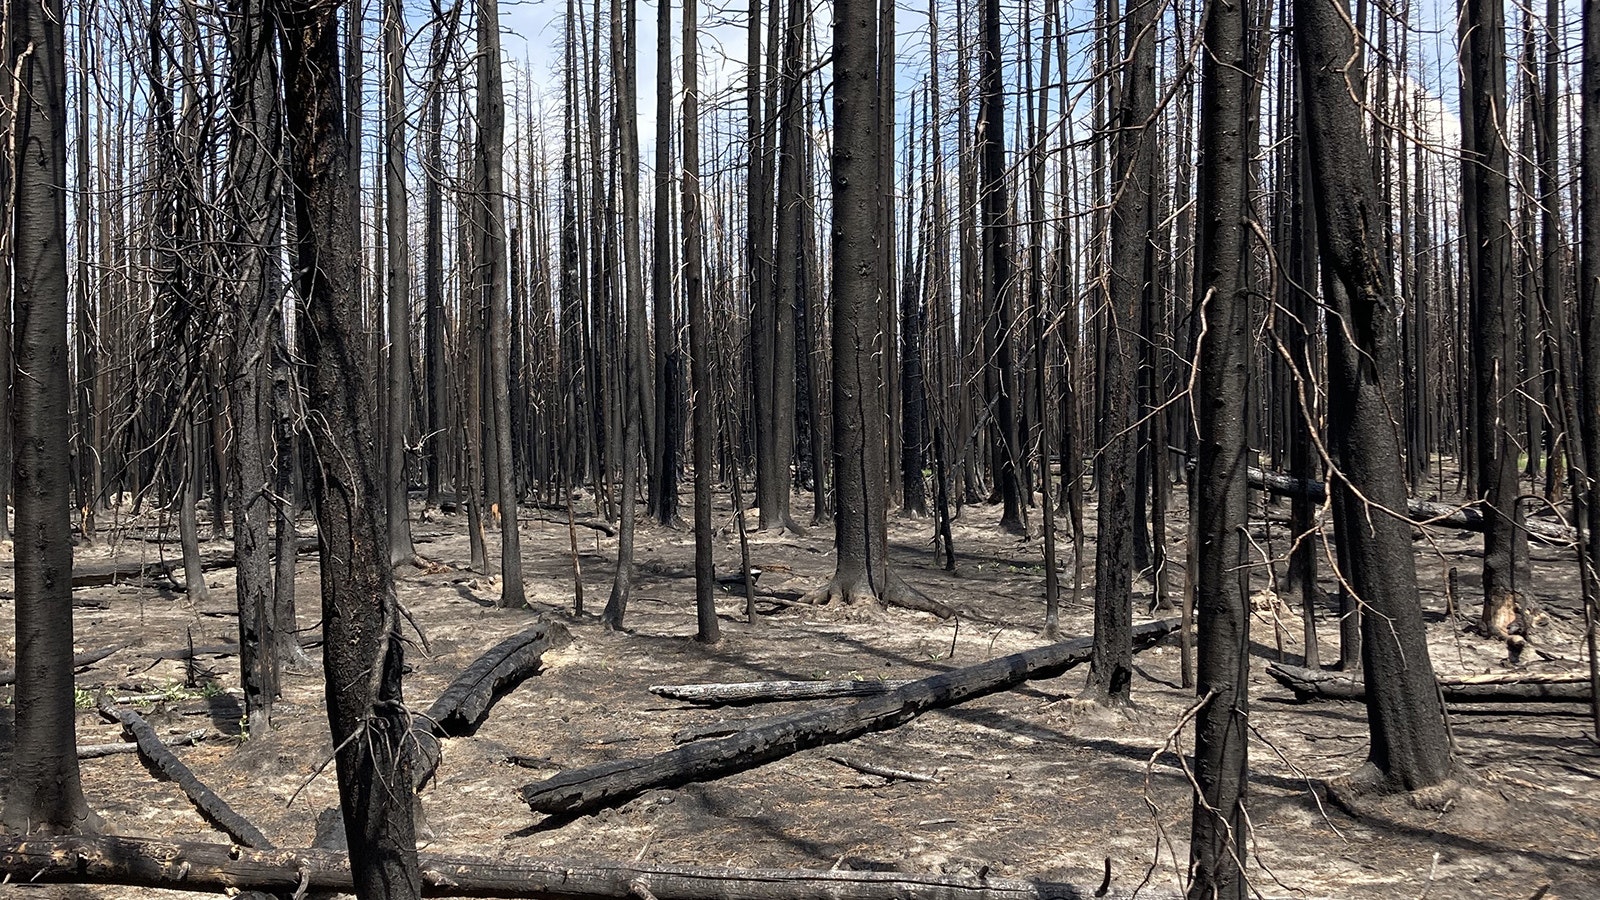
96, 700, 274, 849
0, 644, 122, 685
522, 619, 1179, 816
409, 621, 570, 790
649, 679, 913, 706
1247, 466, 1574, 543
0, 834, 1140, 900
1266, 663, 1593, 703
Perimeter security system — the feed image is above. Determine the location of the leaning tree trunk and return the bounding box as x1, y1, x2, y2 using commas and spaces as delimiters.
277, 0, 421, 893
1, 0, 97, 835
1296, 0, 1454, 793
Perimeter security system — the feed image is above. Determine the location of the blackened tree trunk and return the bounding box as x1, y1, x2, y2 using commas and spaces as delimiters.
224, 0, 284, 726
769, 0, 807, 530
1579, 0, 1600, 739
604, 0, 647, 626
477, 0, 526, 609
1295, 0, 1454, 793
277, 0, 421, 892
648, 0, 679, 526
2, 0, 96, 835
808, 0, 901, 607
1187, 0, 1251, 890
684, 0, 718, 644
384, 0, 415, 567
1088, 0, 1157, 704
1466, 0, 1534, 642
978, 0, 1026, 536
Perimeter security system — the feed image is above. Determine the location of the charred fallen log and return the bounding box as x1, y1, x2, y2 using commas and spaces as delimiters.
1266, 662, 1592, 703
522, 619, 1179, 816
409, 621, 569, 789
1246, 466, 1574, 543
96, 700, 273, 848
0, 644, 121, 685
649, 679, 913, 706
0, 834, 1137, 900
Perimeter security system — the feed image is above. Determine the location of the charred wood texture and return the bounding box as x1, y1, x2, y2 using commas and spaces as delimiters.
522, 620, 1178, 816
95, 700, 273, 848
0, 834, 1139, 900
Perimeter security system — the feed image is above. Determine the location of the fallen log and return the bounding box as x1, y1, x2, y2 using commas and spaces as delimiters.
422, 621, 568, 736
649, 679, 913, 706
1247, 466, 1574, 543
79, 728, 207, 759
96, 699, 274, 849
828, 756, 940, 783
522, 619, 1179, 816
1266, 663, 1593, 703
0, 644, 123, 685
0, 834, 1140, 900
68, 537, 321, 588
409, 621, 569, 789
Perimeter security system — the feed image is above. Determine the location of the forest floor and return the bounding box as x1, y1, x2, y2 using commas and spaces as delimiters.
2, 471, 1599, 900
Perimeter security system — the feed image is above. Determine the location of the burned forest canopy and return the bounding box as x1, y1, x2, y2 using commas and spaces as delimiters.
2, 0, 1600, 898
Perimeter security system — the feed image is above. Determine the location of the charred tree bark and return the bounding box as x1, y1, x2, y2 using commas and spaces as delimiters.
223, 0, 284, 726
978, 0, 1026, 536
2, 0, 96, 834
683, 0, 718, 644
1295, 0, 1454, 792
277, 0, 421, 891
1088, 0, 1157, 705
523, 620, 1179, 817
1466, 0, 1535, 642
1188, 0, 1252, 889
0, 834, 1131, 900
384, 0, 415, 567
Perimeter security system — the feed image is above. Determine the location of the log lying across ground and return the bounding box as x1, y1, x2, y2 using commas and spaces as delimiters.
1266, 663, 1593, 703
0, 834, 1140, 900
523, 619, 1180, 816
96, 699, 274, 849
410, 620, 569, 789
1247, 466, 1575, 543
649, 679, 914, 706
68, 537, 322, 588
0, 644, 122, 685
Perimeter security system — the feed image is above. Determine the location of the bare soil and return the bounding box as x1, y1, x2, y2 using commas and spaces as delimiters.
2, 481, 1598, 900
